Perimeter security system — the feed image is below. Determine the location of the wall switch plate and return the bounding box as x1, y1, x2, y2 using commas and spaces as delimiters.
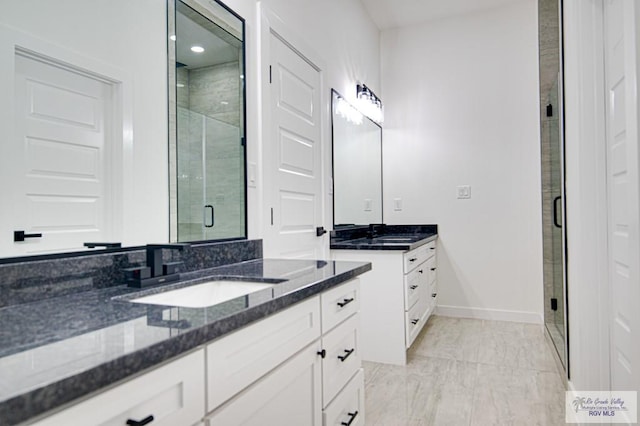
394, 198, 402, 211
457, 185, 471, 199
364, 198, 372, 211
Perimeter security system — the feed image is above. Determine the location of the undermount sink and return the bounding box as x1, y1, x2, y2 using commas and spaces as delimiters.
129, 280, 276, 308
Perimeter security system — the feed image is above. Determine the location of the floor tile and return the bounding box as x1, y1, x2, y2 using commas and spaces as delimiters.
364, 316, 567, 426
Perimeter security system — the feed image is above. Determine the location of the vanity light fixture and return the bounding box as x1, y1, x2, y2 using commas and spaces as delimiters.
336, 95, 363, 125
356, 83, 383, 123
190, 45, 205, 53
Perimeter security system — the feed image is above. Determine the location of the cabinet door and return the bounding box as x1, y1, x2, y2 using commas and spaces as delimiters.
31, 350, 205, 426
206, 343, 322, 426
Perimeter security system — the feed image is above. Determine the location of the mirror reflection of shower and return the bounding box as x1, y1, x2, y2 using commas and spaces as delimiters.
174, 0, 245, 242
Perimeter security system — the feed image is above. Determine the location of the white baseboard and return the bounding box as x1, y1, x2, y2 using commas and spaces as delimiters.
435, 305, 543, 324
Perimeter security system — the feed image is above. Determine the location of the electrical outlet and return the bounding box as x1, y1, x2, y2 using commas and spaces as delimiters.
364, 199, 372, 211
394, 198, 402, 211
457, 185, 471, 199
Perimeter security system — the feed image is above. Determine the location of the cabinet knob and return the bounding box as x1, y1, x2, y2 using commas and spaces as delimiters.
126, 416, 154, 426
431, 267, 436, 271
418, 269, 424, 274
430, 247, 435, 250
409, 257, 417, 262
317, 349, 326, 359
410, 285, 418, 290
411, 318, 419, 325
432, 293, 437, 298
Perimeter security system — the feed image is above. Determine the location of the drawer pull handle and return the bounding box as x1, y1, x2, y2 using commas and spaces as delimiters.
432, 293, 437, 298
341, 411, 359, 426
337, 348, 355, 362
409, 257, 417, 262
411, 318, 419, 325
337, 297, 354, 308
317, 349, 326, 358
410, 285, 418, 290
126, 415, 154, 426
431, 267, 436, 271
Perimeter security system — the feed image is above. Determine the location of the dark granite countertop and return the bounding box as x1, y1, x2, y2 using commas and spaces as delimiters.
0, 258, 371, 425
330, 224, 438, 251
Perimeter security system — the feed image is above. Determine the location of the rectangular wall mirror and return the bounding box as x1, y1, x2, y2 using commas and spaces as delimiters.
331, 89, 383, 227
169, 0, 247, 242
0, 0, 246, 261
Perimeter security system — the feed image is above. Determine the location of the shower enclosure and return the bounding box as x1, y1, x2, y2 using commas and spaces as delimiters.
177, 107, 244, 241
539, 0, 567, 373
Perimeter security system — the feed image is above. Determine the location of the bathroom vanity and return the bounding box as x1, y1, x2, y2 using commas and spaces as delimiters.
331, 225, 437, 365
0, 244, 370, 425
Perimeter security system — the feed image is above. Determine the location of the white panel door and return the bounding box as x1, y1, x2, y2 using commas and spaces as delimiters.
265, 32, 324, 259
603, 0, 640, 395
3, 51, 115, 256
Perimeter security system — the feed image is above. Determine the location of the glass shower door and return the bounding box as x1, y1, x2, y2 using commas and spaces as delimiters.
543, 76, 567, 368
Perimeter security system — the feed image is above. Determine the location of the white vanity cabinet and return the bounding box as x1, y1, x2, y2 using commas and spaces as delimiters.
206, 277, 363, 425
332, 239, 437, 365
29, 349, 206, 426
28, 279, 363, 426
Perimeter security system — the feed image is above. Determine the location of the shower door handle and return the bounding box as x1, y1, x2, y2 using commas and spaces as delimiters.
204, 205, 214, 228
553, 196, 562, 228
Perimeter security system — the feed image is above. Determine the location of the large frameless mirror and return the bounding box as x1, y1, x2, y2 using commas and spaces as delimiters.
0, 0, 247, 262
169, 0, 247, 242
331, 90, 383, 227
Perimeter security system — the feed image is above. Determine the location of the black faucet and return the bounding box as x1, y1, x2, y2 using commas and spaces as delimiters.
125, 243, 190, 288
145, 243, 190, 277
366, 223, 386, 239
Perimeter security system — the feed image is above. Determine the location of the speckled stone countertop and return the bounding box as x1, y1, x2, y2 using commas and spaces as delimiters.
0, 258, 371, 425
330, 224, 438, 251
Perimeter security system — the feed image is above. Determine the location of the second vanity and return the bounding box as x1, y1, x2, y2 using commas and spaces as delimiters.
331, 225, 438, 366
0, 247, 370, 426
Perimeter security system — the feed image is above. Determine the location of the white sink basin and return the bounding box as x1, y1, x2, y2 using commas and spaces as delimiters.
130, 280, 276, 308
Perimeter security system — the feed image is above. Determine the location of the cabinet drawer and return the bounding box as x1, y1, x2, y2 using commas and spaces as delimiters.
405, 298, 429, 348
206, 296, 321, 412
321, 314, 361, 406
323, 369, 364, 426
404, 262, 428, 310
206, 343, 322, 426
403, 241, 436, 273
32, 350, 205, 426
321, 279, 360, 333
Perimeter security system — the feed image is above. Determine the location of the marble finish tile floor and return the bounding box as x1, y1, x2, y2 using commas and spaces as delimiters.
364, 315, 567, 425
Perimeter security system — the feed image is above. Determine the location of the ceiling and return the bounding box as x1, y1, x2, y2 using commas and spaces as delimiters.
360, 0, 522, 30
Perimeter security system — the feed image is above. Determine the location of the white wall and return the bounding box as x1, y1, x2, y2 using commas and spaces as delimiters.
381, 0, 543, 322
0, 0, 168, 247
223, 0, 381, 239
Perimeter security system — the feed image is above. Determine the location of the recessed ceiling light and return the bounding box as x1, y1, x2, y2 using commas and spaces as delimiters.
191, 45, 205, 53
